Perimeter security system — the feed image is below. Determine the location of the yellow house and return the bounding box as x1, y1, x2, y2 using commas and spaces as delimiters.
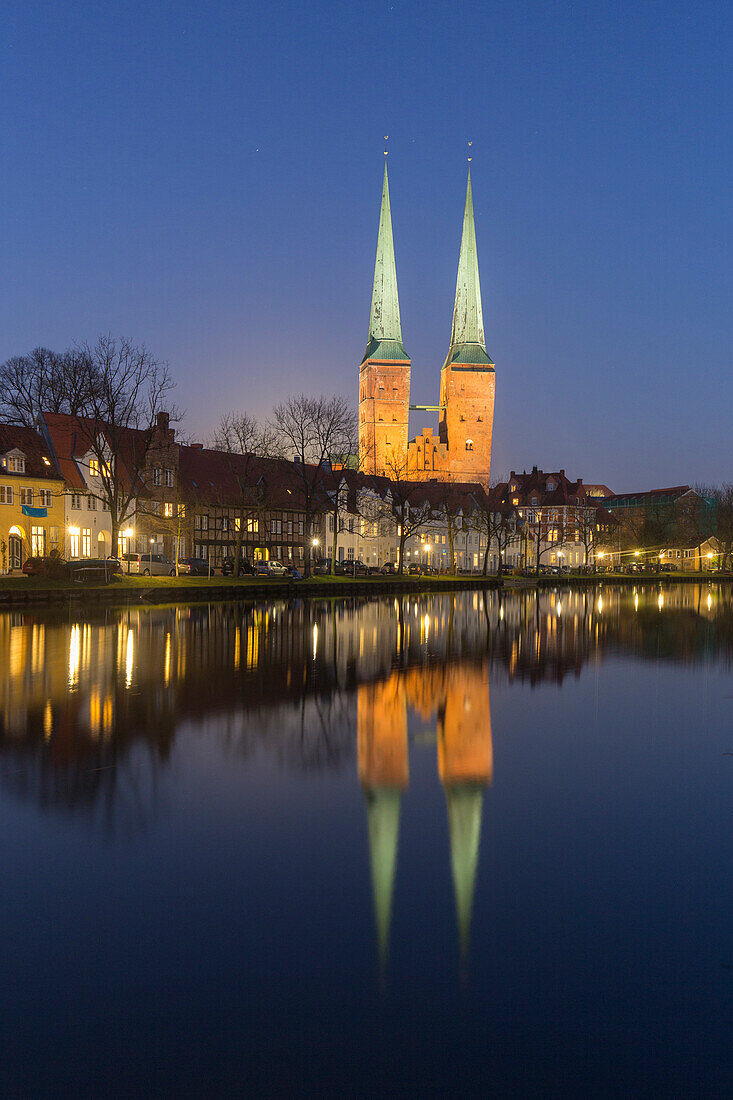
0, 426, 67, 572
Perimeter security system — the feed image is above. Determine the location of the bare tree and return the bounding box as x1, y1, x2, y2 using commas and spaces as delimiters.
0, 347, 99, 427
699, 484, 733, 571
471, 490, 517, 578
210, 412, 282, 571
384, 450, 432, 575
64, 336, 176, 552
271, 394, 355, 577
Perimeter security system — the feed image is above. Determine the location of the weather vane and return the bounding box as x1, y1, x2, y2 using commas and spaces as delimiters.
384, 134, 389, 157
468, 140, 472, 163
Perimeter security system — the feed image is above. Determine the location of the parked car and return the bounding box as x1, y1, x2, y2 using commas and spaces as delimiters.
22, 556, 48, 576
380, 562, 397, 575
121, 552, 181, 576
255, 559, 288, 577
180, 556, 214, 576
220, 556, 255, 577
312, 557, 332, 575
21, 554, 71, 579
407, 563, 422, 575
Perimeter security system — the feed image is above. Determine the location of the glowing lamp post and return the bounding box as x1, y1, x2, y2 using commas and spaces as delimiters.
123, 528, 134, 572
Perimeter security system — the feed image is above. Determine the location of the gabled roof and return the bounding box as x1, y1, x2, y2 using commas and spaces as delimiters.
178, 446, 331, 512
602, 486, 693, 507
0, 423, 62, 481
41, 412, 153, 495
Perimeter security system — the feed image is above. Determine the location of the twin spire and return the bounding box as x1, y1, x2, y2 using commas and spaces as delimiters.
364, 161, 493, 367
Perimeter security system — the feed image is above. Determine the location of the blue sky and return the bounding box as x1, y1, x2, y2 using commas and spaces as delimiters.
2, 0, 731, 489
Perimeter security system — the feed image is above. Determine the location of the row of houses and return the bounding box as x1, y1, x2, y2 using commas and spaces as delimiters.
0, 412, 721, 574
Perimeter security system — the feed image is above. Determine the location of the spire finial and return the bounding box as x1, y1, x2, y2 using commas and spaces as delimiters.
384, 134, 389, 157
467, 140, 472, 164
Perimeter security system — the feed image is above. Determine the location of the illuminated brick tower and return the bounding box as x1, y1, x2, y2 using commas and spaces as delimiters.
358, 161, 411, 476
438, 167, 495, 485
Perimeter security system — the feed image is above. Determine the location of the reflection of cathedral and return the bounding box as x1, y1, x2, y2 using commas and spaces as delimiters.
358, 663, 492, 969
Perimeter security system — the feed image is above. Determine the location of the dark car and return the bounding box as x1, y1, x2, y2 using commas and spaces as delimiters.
407, 563, 422, 575
22, 557, 45, 576
380, 562, 397, 575
22, 554, 72, 579
179, 556, 212, 576
312, 557, 332, 575
220, 556, 255, 577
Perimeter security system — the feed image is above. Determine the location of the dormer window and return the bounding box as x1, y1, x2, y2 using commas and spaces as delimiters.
532, 496, 539, 505
510, 482, 517, 492
547, 480, 556, 491
3, 450, 25, 474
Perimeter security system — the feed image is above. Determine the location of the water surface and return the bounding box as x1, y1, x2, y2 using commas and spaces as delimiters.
1, 586, 732, 1096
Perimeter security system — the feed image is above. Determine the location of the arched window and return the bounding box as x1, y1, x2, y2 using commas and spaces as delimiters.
465, 439, 474, 451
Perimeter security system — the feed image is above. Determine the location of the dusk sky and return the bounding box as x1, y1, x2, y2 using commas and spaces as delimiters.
2, 1, 730, 490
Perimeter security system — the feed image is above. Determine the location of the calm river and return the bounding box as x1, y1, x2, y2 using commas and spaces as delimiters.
1, 586, 732, 1096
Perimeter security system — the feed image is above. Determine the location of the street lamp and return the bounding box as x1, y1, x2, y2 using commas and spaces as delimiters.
123, 528, 134, 572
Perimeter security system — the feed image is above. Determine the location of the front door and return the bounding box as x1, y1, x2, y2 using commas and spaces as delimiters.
9, 535, 22, 570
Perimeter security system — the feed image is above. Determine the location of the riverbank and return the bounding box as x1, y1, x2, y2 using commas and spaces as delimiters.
0, 572, 503, 607
0, 569, 729, 608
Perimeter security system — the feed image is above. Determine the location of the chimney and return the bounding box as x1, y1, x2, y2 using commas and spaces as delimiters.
157, 411, 169, 431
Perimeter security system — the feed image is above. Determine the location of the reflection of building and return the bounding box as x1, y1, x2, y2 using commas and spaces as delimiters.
358, 677, 409, 971
357, 661, 493, 970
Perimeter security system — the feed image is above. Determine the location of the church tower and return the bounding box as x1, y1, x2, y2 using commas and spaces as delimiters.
359, 162, 411, 477
438, 167, 495, 485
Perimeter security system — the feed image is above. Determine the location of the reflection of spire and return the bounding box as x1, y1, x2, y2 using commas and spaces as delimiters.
445, 784, 484, 957
437, 667, 492, 959
358, 676, 408, 977
365, 786, 402, 972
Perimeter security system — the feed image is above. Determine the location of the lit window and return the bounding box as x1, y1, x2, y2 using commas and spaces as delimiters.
89, 458, 99, 477
465, 439, 474, 451
164, 503, 173, 518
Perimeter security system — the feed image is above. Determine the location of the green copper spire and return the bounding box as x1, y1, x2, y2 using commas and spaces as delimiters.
444, 168, 494, 368
363, 162, 408, 363
365, 786, 402, 976
445, 784, 484, 957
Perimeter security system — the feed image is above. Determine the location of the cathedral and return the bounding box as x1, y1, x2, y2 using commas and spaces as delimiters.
358, 159, 495, 486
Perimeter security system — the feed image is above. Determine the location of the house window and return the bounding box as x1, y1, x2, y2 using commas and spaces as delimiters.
465, 440, 474, 451
177, 504, 186, 518
89, 458, 99, 476
164, 503, 173, 518
87, 495, 96, 510
221, 515, 229, 531
7, 455, 25, 473
68, 530, 79, 557
298, 520, 304, 536
0, 486, 13, 505
71, 494, 82, 509
153, 468, 161, 486
50, 526, 59, 546
164, 469, 173, 488
20, 488, 33, 506
31, 526, 45, 556
347, 547, 355, 560
82, 529, 91, 557
246, 518, 257, 534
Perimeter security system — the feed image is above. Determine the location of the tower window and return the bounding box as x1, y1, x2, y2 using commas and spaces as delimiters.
465, 440, 474, 451
477, 415, 483, 422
